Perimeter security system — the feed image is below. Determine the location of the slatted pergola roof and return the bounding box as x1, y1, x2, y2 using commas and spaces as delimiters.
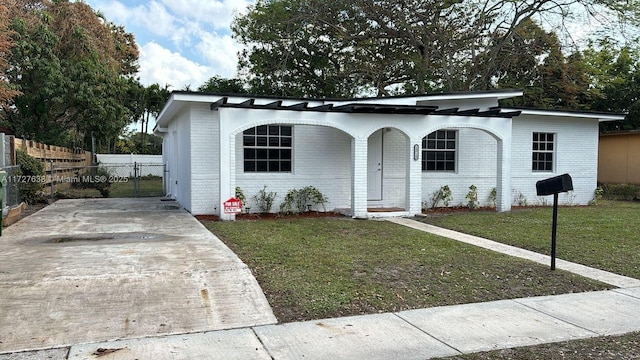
209, 97, 522, 118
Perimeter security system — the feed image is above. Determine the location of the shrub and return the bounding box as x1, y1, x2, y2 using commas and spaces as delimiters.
280, 186, 328, 214
514, 191, 528, 206
253, 185, 277, 213
600, 183, 640, 201
235, 186, 246, 207
15, 150, 45, 204
488, 187, 497, 208
73, 166, 112, 197
589, 186, 604, 206
430, 185, 452, 208
465, 185, 478, 209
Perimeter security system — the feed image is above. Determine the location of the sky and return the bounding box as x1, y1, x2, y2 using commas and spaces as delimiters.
84, 0, 253, 91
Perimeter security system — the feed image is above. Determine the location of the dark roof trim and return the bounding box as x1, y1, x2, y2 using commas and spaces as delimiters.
175, 88, 523, 103
210, 97, 519, 118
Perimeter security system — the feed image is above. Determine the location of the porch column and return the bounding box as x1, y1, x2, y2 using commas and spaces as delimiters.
406, 139, 423, 215
219, 118, 236, 220
351, 137, 368, 218
496, 137, 512, 212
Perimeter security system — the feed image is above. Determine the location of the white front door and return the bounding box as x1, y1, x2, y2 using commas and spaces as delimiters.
367, 130, 383, 200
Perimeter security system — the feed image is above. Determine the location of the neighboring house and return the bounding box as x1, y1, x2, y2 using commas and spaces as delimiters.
154, 90, 623, 220
598, 131, 640, 185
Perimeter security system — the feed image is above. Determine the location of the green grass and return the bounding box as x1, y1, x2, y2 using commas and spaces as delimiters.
423, 200, 640, 279
442, 331, 640, 359
109, 176, 163, 197
57, 176, 163, 198
204, 218, 609, 323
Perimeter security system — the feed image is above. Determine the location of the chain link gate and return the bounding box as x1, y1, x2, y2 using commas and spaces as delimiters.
51, 162, 166, 199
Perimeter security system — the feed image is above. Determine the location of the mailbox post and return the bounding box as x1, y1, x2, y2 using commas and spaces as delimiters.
535, 173, 573, 270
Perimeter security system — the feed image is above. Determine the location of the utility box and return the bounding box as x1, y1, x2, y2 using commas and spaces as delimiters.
536, 173, 573, 196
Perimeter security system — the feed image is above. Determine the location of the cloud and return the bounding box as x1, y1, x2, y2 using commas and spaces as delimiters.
85, 0, 250, 89
161, 0, 252, 30
138, 42, 212, 90
91, 0, 179, 38
196, 33, 240, 77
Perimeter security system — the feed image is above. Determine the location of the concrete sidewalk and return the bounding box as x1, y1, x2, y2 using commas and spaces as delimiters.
4, 216, 640, 359
33, 286, 640, 360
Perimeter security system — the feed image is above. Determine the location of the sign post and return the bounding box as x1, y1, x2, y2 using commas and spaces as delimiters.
535, 174, 573, 270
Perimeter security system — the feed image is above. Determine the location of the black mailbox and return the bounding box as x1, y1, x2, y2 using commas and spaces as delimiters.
536, 174, 573, 196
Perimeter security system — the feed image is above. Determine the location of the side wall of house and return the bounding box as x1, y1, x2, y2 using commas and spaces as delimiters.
422, 128, 498, 208
166, 109, 193, 211
190, 104, 219, 215
511, 115, 599, 205
235, 124, 352, 212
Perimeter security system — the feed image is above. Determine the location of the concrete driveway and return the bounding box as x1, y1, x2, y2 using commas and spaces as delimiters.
0, 198, 276, 354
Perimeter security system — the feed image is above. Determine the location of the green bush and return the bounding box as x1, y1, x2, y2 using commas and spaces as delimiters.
235, 186, 246, 208
280, 186, 328, 214
600, 183, 640, 201
430, 185, 452, 208
465, 185, 478, 209
253, 185, 277, 213
489, 187, 497, 208
72, 166, 112, 197
15, 150, 45, 204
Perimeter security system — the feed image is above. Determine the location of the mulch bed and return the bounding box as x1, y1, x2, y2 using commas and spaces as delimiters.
196, 211, 344, 221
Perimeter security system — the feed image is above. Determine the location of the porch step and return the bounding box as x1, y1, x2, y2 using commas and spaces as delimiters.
367, 207, 406, 213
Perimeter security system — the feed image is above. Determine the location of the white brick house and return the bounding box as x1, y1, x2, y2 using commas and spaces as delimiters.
154, 90, 623, 220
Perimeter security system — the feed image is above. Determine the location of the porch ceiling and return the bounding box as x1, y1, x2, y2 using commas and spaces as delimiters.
210, 97, 521, 118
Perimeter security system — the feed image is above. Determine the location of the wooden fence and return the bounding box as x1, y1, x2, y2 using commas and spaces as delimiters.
11, 137, 93, 191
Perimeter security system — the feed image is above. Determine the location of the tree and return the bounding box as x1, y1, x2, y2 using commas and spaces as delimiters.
130, 83, 169, 152
198, 76, 249, 94
115, 130, 162, 155
233, 0, 640, 97
3, 0, 139, 149
0, 3, 20, 118
582, 41, 640, 131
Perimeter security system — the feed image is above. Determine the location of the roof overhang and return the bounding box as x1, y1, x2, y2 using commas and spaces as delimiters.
503, 107, 626, 122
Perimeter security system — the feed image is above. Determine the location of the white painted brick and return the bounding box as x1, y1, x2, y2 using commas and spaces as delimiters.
422, 128, 498, 208
236, 125, 352, 213
160, 95, 600, 216
510, 115, 599, 206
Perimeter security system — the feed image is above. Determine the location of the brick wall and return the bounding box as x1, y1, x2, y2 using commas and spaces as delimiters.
190, 104, 219, 214
235, 124, 353, 213
422, 128, 498, 208
510, 115, 599, 205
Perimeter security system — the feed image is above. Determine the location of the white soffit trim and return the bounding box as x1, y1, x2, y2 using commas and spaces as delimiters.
506, 108, 626, 122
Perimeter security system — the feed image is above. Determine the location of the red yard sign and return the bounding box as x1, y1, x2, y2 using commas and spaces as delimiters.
223, 197, 243, 214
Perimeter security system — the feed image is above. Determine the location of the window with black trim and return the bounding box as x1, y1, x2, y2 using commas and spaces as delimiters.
422, 130, 457, 172
243, 125, 292, 172
532, 132, 554, 172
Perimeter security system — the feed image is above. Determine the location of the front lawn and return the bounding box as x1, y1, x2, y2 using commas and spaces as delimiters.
203, 217, 609, 323
423, 200, 640, 279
